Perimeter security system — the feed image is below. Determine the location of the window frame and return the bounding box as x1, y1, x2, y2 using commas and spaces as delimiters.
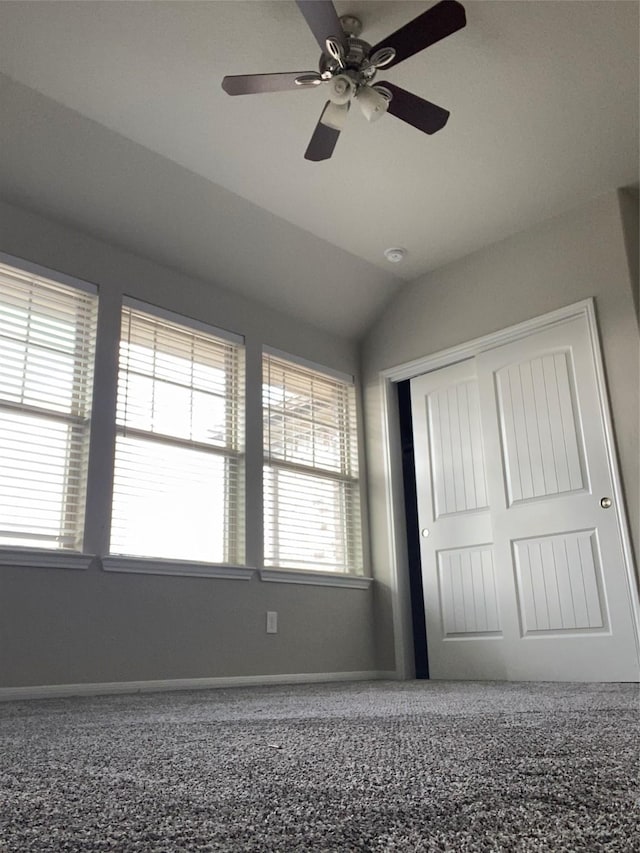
262, 346, 364, 578
0, 253, 98, 565
107, 297, 247, 569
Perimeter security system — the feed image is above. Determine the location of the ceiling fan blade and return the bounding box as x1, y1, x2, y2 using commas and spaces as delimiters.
222, 71, 321, 95
296, 0, 347, 55
305, 102, 342, 161
369, 0, 466, 70
376, 82, 450, 135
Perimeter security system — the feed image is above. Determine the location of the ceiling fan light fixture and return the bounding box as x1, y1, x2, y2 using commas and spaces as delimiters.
357, 85, 389, 122
320, 101, 350, 131
326, 74, 355, 105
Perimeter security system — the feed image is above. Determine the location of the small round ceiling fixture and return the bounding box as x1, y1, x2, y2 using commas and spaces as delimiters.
384, 247, 407, 264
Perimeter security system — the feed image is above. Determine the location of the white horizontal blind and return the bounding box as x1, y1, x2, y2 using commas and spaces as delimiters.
0, 262, 97, 550
263, 353, 362, 574
110, 305, 244, 563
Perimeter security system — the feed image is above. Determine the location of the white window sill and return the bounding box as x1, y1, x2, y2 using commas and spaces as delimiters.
259, 568, 373, 589
101, 555, 255, 581
0, 548, 93, 571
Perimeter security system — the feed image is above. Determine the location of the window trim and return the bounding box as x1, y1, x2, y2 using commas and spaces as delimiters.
260, 567, 371, 589
0, 252, 98, 297
0, 547, 92, 571
123, 296, 243, 345
102, 555, 254, 581
262, 344, 354, 385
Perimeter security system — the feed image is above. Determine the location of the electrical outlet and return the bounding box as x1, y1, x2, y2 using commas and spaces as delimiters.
266, 611, 278, 634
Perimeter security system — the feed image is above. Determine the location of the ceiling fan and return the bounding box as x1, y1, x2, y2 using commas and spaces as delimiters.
221, 0, 466, 161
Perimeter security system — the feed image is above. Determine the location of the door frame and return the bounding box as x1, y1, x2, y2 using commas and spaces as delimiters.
378, 298, 640, 679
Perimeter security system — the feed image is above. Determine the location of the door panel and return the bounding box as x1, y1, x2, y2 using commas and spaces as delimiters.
411, 314, 640, 681
495, 350, 587, 504
411, 359, 505, 680
438, 545, 500, 636
428, 380, 488, 516
512, 530, 606, 633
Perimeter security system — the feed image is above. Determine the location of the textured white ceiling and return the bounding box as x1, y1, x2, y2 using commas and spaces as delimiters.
0, 1, 637, 338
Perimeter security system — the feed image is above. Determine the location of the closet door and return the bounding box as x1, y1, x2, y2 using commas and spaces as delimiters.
476, 315, 639, 681
411, 314, 639, 681
411, 359, 506, 679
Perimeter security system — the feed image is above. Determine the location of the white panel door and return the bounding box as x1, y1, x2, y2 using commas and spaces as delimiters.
410, 359, 508, 679
476, 315, 638, 680
411, 315, 640, 681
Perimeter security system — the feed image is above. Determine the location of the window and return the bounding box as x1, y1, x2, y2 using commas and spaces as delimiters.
0, 261, 97, 550
263, 352, 362, 574
110, 302, 244, 564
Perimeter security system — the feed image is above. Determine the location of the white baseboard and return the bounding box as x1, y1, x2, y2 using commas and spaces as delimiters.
0, 670, 397, 701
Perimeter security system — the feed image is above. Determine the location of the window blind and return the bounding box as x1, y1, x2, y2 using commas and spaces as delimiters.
0, 261, 97, 550
263, 353, 362, 574
110, 305, 244, 563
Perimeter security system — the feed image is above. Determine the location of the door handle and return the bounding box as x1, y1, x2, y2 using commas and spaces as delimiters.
600, 497, 612, 509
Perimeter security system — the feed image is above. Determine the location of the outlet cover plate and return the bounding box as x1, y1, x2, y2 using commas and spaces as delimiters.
266, 611, 278, 634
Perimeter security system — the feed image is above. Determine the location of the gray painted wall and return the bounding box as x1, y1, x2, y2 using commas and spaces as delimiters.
0, 200, 377, 689
1, 189, 637, 689
362, 190, 640, 673
0, 565, 375, 687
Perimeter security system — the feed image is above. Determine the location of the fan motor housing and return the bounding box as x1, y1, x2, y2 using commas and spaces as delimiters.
319, 37, 375, 84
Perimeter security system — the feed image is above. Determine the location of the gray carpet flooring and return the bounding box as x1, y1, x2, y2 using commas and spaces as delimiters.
0, 680, 638, 852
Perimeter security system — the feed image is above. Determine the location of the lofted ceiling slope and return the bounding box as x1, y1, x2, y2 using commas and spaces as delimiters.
0, 1, 637, 339
0, 73, 399, 339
